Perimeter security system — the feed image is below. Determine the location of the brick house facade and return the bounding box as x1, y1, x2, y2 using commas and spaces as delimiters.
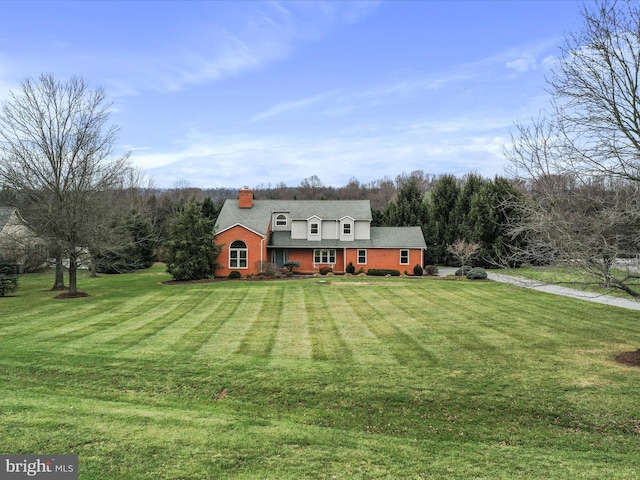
214, 188, 427, 277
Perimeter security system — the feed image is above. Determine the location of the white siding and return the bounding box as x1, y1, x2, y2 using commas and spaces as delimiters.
354, 220, 370, 240
291, 220, 307, 239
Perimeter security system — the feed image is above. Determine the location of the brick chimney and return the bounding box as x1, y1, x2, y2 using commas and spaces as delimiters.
238, 186, 253, 208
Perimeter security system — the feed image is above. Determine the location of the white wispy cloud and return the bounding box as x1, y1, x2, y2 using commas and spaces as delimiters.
140, 112, 512, 188
110, 1, 380, 96
250, 91, 340, 122
248, 38, 559, 124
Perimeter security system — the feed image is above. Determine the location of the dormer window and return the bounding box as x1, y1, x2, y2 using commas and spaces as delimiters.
307, 216, 322, 241
340, 216, 354, 241
276, 214, 287, 227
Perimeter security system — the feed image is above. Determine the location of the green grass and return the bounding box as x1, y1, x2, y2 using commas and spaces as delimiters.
2, 265, 640, 479
500, 264, 640, 298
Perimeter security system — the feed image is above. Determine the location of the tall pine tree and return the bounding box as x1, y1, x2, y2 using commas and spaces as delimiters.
166, 200, 221, 281
429, 174, 460, 264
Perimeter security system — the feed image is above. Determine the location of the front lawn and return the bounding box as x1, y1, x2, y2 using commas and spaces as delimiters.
1, 265, 639, 479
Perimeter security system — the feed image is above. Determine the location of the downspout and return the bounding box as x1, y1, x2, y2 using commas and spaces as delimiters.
260, 236, 266, 273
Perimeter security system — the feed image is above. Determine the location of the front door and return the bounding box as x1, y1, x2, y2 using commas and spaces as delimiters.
273, 249, 288, 267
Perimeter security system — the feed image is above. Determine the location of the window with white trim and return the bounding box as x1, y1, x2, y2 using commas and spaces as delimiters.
343, 223, 351, 235
400, 249, 410, 265
357, 249, 367, 264
275, 214, 287, 227
229, 240, 248, 269
314, 249, 336, 264
310, 222, 319, 235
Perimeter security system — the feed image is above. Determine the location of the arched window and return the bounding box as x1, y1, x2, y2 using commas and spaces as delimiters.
229, 240, 248, 269
276, 214, 287, 227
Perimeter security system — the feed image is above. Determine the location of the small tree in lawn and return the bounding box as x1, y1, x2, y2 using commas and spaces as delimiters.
447, 239, 480, 267
166, 200, 221, 281
0, 256, 18, 297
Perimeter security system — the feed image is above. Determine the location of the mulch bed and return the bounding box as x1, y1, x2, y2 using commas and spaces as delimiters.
614, 349, 640, 367
53, 292, 91, 299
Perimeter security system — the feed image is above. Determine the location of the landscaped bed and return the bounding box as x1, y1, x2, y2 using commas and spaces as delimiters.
1, 264, 639, 479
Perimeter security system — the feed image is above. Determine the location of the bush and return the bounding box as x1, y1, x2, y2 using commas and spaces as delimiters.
228, 270, 242, 280
257, 262, 280, 277
346, 262, 356, 274
413, 264, 423, 276
466, 267, 488, 280
455, 265, 472, 277
319, 267, 333, 275
424, 265, 439, 276
283, 260, 301, 273
367, 268, 400, 277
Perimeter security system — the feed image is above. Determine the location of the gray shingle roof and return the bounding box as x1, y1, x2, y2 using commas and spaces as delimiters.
269, 227, 426, 249
215, 199, 372, 235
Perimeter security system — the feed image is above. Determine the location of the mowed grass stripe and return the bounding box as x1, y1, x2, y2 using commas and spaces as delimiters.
196, 285, 271, 360
271, 283, 312, 360
45, 293, 173, 345
116, 288, 226, 358
345, 285, 437, 366
67, 295, 194, 354
168, 286, 249, 358
305, 284, 352, 361
457, 285, 566, 354
328, 286, 400, 366
413, 283, 516, 363
236, 285, 283, 357
0, 300, 113, 339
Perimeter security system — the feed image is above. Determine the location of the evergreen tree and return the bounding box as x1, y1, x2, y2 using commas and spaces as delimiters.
0, 255, 18, 297
467, 177, 525, 267
429, 174, 460, 264
452, 173, 487, 242
166, 200, 221, 281
391, 178, 429, 226
201, 196, 222, 222
382, 178, 432, 264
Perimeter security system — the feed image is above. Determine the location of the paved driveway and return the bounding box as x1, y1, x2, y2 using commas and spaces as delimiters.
437, 267, 640, 311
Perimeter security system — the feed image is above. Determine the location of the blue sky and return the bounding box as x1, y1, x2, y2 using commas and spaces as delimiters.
0, 1, 585, 189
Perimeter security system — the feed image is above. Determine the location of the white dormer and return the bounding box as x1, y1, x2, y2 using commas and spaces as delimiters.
339, 216, 355, 241
308, 215, 322, 241
272, 212, 290, 231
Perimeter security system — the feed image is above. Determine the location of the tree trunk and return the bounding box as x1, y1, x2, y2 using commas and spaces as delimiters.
89, 255, 98, 277
51, 256, 67, 291
68, 255, 78, 295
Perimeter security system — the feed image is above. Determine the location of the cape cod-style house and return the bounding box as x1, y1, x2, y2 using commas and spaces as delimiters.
214, 188, 427, 277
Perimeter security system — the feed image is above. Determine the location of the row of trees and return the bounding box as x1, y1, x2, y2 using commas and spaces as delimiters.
375, 173, 523, 267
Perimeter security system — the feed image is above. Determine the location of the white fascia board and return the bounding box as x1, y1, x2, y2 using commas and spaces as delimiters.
216, 223, 265, 238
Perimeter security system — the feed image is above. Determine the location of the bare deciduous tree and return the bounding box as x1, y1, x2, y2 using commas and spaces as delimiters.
504, 0, 640, 296
0, 74, 134, 296
447, 239, 480, 267
550, 0, 640, 181
505, 118, 640, 296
